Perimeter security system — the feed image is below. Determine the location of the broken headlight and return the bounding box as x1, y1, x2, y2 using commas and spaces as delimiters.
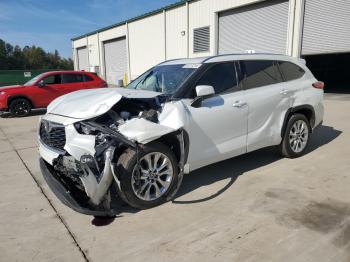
74, 122, 109, 146
74, 122, 97, 135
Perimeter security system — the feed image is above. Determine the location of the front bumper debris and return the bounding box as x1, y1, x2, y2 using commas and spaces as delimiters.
40, 158, 119, 217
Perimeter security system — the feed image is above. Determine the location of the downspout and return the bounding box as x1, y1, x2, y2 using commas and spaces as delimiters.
186, 1, 190, 58
86, 36, 90, 72
97, 32, 102, 77
126, 22, 132, 82
163, 10, 167, 61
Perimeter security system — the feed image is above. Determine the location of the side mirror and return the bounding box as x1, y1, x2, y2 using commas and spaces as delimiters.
38, 80, 45, 87
191, 85, 215, 108
196, 85, 215, 97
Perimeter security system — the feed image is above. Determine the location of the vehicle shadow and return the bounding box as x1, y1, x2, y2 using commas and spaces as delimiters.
92, 125, 341, 225
172, 125, 342, 204
0, 109, 46, 118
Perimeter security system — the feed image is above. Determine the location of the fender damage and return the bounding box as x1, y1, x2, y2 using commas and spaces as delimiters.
39, 90, 189, 216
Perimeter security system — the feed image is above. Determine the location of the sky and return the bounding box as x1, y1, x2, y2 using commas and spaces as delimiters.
0, 0, 178, 58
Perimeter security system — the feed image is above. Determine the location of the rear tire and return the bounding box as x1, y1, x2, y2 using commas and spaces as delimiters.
280, 113, 311, 158
115, 142, 179, 210
9, 98, 32, 117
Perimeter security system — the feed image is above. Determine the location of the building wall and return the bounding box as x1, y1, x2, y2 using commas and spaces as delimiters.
87, 34, 99, 69
165, 5, 188, 60
128, 13, 166, 78
72, 0, 305, 82
188, 0, 264, 57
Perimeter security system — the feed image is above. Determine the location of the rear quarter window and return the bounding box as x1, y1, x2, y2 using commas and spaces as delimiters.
278, 61, 305, 81
241, 60, 283, 89
84, 74, 94, 82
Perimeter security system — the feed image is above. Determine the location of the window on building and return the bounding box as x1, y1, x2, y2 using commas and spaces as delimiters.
278, 61, 305, 81
193, 26, 210, 53
196, 62, 238, 94
241, 60, 283, 89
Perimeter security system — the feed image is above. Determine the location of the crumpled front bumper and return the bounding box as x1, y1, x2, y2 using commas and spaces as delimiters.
40, 158, 119, 217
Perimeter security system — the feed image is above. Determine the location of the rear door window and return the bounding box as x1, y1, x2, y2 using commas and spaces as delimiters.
278, 61, 305, 81
241, 60, 283, 89
196, 62, 239, 94
62, 74, 84, 84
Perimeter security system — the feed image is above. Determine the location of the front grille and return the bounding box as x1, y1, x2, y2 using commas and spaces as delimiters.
40, 120, 66, 151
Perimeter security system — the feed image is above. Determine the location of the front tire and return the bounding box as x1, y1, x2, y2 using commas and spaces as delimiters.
280, 114, 311, 158
9, 98, 32, 117
115, 142, 179, 209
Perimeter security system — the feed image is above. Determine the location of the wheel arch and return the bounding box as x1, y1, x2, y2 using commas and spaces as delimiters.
281, 105, 316, 137
151, 129, 190, 166
8, 95, 34, 108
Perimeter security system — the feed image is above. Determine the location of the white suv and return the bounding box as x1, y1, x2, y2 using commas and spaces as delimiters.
38, 54, 324, 216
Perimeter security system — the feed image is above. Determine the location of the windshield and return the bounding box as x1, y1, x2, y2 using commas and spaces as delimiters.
23, 73, 45, 86
127, 64, 199, 94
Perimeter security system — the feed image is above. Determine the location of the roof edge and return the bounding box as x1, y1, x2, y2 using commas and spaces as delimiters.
71, 0, 191, 41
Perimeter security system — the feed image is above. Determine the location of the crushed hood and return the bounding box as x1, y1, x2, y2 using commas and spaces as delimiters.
47, 87, 161, 119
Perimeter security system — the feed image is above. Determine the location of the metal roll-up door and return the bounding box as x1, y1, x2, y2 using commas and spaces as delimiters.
218, 0, 289, 55
77, 47, 88, 71
302, 0, 350, 55
103, 38, 127, 86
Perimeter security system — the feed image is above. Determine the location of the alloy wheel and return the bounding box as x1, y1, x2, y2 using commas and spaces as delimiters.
13, 101, 30, 116
131, 152, 174, 201
289, 120, 309, 153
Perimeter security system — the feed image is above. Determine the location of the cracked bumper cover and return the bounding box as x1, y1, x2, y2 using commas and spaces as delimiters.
39, 158, 118, 217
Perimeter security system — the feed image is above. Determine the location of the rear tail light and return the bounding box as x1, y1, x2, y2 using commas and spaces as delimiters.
101, 81, 108, 88
312, 81, 325, 90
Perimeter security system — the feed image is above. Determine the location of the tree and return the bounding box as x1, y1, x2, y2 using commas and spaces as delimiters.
0, 39, 6, 70
0, 38, 73, 70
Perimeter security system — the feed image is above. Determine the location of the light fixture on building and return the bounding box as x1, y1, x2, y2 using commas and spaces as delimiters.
181, 31, 186, 36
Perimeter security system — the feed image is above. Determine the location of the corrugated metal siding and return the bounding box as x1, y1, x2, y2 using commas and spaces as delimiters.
77, 47, 89, 71
103, 38, 127, 85
302, 0, 350, 55
218, 0, 289, 55
193, 26, 210, 53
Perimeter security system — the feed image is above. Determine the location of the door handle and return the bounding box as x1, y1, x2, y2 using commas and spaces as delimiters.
280, 89, 290, 95
232, 101, 247, 108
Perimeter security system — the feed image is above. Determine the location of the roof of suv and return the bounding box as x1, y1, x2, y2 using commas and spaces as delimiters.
44, 71, 95, 74
160, 53, 304, 66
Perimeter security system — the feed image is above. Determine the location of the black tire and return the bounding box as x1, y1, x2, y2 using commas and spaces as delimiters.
9, 98, 32, 117
115, 142, 179, 209
280, 113, 311, 158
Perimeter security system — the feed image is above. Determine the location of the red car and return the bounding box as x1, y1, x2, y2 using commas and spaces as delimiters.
0, 71, 107, 117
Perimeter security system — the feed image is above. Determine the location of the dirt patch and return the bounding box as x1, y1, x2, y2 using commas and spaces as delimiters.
252, 188, 350, 248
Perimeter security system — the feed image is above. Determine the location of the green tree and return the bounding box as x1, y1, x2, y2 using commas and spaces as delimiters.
0, 38, 73, 70
0, 39, 6, 70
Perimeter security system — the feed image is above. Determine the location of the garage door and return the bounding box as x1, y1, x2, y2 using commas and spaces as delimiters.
77, 47, 89, 71
302, 0, 350, 55
218, 0, 289, 55
103, 38, 128, 86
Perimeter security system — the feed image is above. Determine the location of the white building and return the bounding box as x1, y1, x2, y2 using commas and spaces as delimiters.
72, 0, 350, 92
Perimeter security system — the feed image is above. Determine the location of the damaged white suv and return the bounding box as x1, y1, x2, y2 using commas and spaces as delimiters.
38, 54, 324, 216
